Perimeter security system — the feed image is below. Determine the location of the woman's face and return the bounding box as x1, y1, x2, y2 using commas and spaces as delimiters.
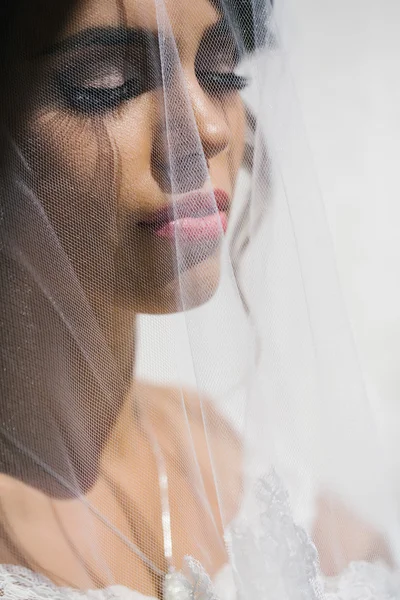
21, 0, 246, 314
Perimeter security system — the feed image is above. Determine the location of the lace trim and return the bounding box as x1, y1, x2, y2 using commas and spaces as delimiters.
324, 562, 400, 599
0, 560, 399, 600
0, 473, 399, 599
228, 470, 400, 600
229, 471, 323, 599
0, 564, 146, 599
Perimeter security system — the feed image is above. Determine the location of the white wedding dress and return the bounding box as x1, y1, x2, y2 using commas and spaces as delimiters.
1, 473, 399, 600
0, 562, 398, 600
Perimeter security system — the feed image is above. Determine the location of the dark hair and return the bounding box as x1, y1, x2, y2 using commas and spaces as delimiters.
0, 0, 78, 156
216, 0, 272, 53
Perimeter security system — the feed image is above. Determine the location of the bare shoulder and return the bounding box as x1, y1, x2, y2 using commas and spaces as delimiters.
135, 380, 242, 519
135, 379, 240, 446
0, 474, 40, 563
0, 472, 38, 507
314, 494, 393, 575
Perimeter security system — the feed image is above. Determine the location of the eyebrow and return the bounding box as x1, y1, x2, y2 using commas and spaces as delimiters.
42, 26, 158, 56
199, 18, 244, 58
41, 18, 236, 60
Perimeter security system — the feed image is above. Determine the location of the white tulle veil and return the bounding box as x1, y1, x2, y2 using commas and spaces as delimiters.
0, 0, 399, 598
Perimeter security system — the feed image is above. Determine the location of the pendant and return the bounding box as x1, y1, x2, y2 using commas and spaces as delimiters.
163, 558, 219, 600
164, 571, 194, 600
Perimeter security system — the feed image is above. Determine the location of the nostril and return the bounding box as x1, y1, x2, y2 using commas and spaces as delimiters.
152, 153, 209, 194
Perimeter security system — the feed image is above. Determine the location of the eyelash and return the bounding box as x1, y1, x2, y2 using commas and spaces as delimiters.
57, 71, 248, 116
58, 77, 141, 115
197, 71, 249, 94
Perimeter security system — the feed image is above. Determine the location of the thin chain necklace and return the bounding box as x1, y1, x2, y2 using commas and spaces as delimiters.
98, 411, 202, 600
7, 404, 217, 598
99, 416, 174, 578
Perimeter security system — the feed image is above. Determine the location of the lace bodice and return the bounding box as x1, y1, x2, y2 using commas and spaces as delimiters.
0, 565, 142, 599
1, 560, 399, 600
1, 473, 399, 600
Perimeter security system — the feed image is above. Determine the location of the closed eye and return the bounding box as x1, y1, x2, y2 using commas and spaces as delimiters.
196, 72, 248, 96
195, 19, 249, 97
57, 76, 144, 115
47, 26, 161, 116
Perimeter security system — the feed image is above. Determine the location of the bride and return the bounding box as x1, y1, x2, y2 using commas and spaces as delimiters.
0, 0, 398, 597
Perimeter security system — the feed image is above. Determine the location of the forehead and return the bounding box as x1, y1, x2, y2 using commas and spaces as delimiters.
62, 0, 220, 53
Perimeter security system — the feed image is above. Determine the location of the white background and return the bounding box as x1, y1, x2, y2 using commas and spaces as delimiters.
275, 0, 400, 482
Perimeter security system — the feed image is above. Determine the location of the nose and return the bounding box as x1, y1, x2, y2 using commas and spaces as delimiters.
188, 74, 230, 161
151, 71, 231, 194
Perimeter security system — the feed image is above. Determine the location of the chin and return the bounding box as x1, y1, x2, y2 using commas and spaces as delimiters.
116, 250, 222, 315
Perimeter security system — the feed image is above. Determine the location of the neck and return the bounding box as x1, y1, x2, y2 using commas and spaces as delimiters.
109, 304, 137, 392
85, 287, 137, 394
59, 296, 138, 494
0, 281, 139, 497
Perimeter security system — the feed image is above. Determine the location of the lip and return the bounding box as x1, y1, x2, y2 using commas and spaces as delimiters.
139, 189, 230, 242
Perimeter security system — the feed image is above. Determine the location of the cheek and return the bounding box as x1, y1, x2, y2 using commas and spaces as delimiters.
106, 96, 156, 215
24, 109, 115, 201
227, 98, 246, 178
18, 96, 156, 291
20, 110, 120, 283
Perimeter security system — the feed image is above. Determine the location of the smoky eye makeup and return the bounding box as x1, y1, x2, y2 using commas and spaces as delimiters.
42, 27, 162, 116
195, 20, 249, 96
37, 19, 248, 117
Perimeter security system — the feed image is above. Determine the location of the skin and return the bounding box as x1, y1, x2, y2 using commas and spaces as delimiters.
0, 0, 390, 595
0, 0, 244, 594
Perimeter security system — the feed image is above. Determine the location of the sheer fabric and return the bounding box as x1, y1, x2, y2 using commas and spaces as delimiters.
0, 0, 399, 598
